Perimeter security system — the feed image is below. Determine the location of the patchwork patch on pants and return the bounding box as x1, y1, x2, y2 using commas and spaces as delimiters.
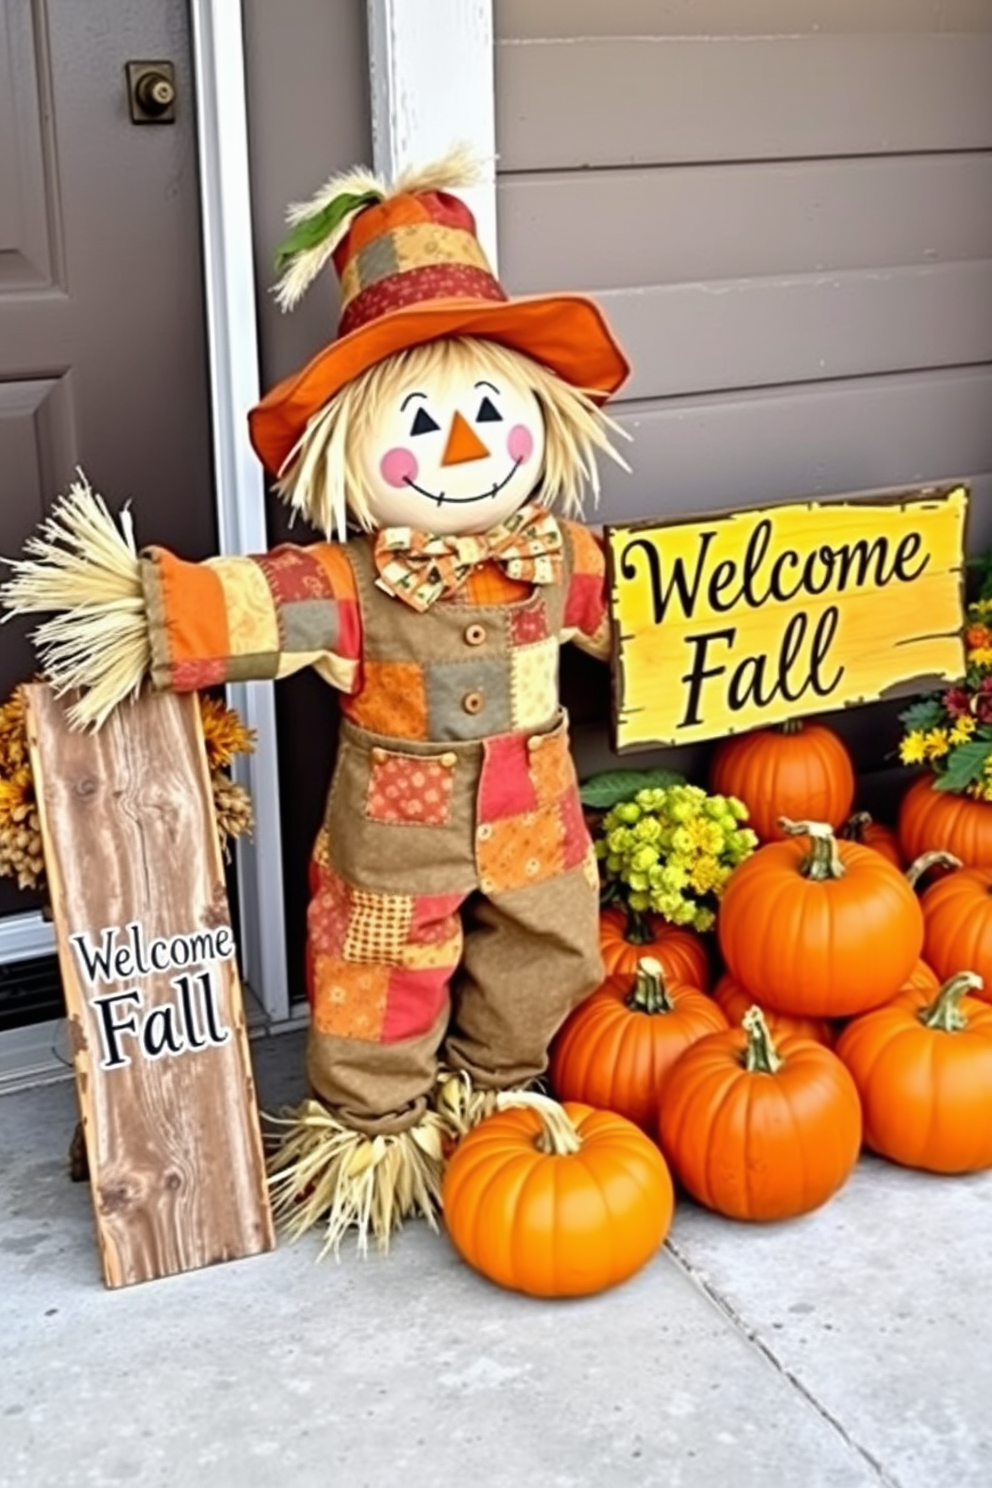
308, 859, 464, 1042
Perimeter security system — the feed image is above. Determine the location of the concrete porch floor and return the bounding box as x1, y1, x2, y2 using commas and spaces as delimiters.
2, 1027, 990, 1488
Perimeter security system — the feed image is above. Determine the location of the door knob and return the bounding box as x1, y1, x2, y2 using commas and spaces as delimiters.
126, 61, 177, 124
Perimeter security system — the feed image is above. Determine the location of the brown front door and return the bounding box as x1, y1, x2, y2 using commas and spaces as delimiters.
0, 0, 216, 926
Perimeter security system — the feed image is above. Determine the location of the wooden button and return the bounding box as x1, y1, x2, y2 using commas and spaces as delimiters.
371, 747, 388, 763
464, 623, 487, 647
462, 691, 485, 715
526, 736, 543, 753
439, 752, 457, 768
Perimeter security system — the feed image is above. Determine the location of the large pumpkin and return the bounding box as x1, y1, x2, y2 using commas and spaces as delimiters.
442, 1095, 673, 1297
658, 1008, 862, 1220
920, 865, 992, 1004
711, 971, 834, 1047
717, 819, 924, 1017
599, 903, 710, 989
898, 773, 992, 868
709, 720, 855, 843
549, 957, 728, 1135
836, 972, 992, 1172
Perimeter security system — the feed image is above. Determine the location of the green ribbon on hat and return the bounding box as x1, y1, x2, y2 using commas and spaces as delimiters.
273, 189, 384, 275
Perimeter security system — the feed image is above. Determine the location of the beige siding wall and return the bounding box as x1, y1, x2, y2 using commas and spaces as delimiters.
495, 0, 992, 788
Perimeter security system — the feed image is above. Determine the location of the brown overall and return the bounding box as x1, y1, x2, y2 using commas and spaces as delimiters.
304, 536, 604, 1135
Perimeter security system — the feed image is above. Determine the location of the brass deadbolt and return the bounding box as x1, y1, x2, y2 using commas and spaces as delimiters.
127, 61, 177, 124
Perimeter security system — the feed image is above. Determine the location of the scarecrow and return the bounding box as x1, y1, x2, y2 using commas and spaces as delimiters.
2, 150, 631, 1250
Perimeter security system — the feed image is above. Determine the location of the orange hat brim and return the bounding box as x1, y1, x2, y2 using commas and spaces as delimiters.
248, 293, 630, 478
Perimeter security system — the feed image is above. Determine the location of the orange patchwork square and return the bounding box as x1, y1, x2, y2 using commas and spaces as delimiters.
529, 732, 576, 807
311, 955, 390, 1041
366, 752, 454, 827
476, 807, 565, 895
346, 660, 429, 738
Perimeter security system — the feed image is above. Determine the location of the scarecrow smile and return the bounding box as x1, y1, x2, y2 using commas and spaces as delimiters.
404, 460, 523, 507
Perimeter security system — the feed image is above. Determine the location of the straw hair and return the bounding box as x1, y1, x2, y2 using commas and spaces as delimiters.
265, 1100, 448, 1256
0, 475, 149, 729
275, 336, 631, 542
275, 144, 483, 311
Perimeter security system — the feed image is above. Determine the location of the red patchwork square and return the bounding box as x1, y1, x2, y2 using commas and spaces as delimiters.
478, 733, 538, 821
260, 545, 334, 604
306, 861, 354, 955
366, 752, 454, 826
510, 600, 549, 646
382, 966, 451, 1042
170, 657, 227, 691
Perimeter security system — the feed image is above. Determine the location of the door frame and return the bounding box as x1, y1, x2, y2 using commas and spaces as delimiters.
0, 0, 498, 1080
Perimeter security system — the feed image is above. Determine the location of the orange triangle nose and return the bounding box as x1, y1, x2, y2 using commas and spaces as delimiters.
441, 410, 490, 466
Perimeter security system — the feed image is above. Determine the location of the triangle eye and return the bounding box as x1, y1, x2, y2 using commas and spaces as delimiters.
410, 406, 440, 436
476, 396, 503, 423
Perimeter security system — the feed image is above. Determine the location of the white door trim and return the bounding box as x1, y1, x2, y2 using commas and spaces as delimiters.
189, 0, 289, 1021
367, 0, 497, 266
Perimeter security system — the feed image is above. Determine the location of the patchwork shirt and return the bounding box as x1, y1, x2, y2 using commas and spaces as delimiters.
141, 517, 610, 743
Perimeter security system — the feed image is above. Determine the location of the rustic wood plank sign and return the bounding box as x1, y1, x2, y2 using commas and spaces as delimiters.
24, 684, 275, 1288
606, 483, 968, 752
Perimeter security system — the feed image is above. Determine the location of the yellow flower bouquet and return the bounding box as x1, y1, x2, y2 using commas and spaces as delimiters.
593, 782, 757, 933
898, 596, 992, 799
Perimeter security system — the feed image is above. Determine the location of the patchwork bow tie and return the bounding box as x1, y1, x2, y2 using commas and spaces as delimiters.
372, 504, 563, 612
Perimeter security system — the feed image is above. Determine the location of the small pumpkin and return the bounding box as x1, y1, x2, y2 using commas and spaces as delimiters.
658, 1007, 862, 1221
898, 772, 992, 869
920, 865, 992, 1004
711, 971, 834, 1046
709, 720, 855, 843
841, 811, 903, 868
442, 1094, 673, 1297
549, 957, 728, 1135
717, 819, 925, 1017
836, 972, 992, 1172
599, 902, 710, 988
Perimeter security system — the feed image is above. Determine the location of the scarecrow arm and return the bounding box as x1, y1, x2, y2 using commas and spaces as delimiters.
142, 544, 361, 697
0, 478, 362, 729
559, 520, 611, 662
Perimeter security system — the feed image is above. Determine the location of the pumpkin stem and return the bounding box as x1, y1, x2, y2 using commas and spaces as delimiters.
495, 1091, 583, 1156
778, 818, 845, 880
841, 811, 873, 842
778, 719, 805, 736
627, 956, 675, 1014
918, 971, 984, 1032
905, 850, 963, 889
622, 902, 655, 945
742, 1006, 784, 1074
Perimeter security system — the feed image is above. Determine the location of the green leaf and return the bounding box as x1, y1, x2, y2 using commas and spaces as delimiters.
898, 697, 946, 731
579, 767, 685, 810
273, 190, 383, 274
933, 740, 992, 793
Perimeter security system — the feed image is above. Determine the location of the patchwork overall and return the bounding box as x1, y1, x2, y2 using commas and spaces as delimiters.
142, 519, 609, 1134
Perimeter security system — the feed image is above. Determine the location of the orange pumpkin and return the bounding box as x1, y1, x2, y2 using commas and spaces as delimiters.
709, 720, 855, 843
712, 971, 834, 1046
717, 819, 924, 1017
841, 811, 903, 868
442, 1096, 673, 1297
658, 1008, 862, 1220
599, 903, 710, 989
836, 973, 992, 1172
898, 773, 992, 869
920, 865, 992, 1004
549, 957, 728, 1135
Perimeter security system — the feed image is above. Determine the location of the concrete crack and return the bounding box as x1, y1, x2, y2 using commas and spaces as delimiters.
664, 1236, 906, 1488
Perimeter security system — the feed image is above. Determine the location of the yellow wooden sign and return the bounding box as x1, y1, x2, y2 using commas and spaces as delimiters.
607, 484, 968, 751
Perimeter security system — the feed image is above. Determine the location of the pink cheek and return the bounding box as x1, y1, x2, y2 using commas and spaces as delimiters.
379, 446, 419, 488
507, 424, 534, 464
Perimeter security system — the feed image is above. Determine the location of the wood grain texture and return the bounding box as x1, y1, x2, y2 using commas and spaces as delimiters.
24, 686, 274, 1288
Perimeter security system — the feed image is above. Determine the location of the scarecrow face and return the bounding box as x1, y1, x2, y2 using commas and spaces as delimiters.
359, 347, 546, 534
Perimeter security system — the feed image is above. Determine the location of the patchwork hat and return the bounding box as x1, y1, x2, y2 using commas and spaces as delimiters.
248, 152, 630, 478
